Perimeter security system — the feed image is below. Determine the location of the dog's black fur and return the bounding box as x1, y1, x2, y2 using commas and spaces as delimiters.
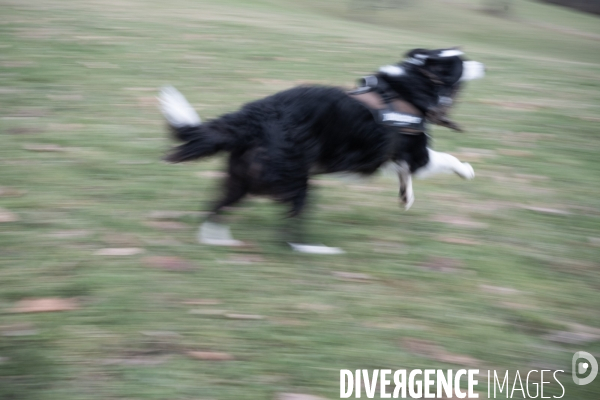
163, 48, 467, 243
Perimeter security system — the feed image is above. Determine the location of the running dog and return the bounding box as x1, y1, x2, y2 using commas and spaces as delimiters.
159, 48, 485, 253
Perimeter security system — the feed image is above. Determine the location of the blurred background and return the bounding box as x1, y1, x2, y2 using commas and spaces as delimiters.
0, 0, 599, 399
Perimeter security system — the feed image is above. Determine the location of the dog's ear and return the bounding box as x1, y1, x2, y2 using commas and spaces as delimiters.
430, 48, 464, 59
404, 48, 464, 65
404, 48, 429, 58
403, 48, 433, 65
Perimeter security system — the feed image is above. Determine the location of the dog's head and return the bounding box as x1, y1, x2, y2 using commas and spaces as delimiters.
377, 48, 485, 130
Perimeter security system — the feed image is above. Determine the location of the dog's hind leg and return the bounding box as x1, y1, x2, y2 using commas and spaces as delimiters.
413, 148, 475, 180
284, 184, 345, 255
284, 188, 309, 243
198, 177, 248, 246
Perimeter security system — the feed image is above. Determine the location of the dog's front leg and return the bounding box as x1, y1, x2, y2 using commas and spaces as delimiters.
395, 161, 415, 211
413, 148, 474, 180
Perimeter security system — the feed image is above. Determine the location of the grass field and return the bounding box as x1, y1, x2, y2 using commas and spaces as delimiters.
1, 0, 599, 398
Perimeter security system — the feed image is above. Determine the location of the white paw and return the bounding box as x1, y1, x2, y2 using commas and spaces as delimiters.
401, 181, 415, 211
198, 222, 244, 246
403, 191, 415, 211
288, 243, 345, 255
459, 162, 475, 180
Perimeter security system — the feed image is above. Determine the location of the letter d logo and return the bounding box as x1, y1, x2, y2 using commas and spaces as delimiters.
572, 351, 598, 385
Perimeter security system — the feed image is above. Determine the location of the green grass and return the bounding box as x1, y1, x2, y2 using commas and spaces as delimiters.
1, 0, 599, 398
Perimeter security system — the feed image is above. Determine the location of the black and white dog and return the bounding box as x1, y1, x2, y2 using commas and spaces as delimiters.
159, 48, 485, 253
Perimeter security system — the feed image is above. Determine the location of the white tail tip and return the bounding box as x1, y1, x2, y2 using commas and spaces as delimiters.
158, 86, 201, 128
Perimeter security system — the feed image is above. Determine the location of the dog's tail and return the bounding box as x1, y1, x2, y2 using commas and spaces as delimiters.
158, 86, 231, 163
158, 86, 202, 141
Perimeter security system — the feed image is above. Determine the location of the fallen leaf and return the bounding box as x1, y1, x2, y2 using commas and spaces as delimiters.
479, 285, 521, 295
148, 210, 201, 220
1, 61, 37, 68
47, 230, 92, 239
481, 100, 541, 111
224, 313, 264, 320
10, 108, 47, 118
498, 301, 537, 310
420, 257, 464, 273
47, 123, 84, 131
1, 323, 38, 336
568, 323, 600, 336
297, 303, 336, 312
513, 173, 549, 181
0, 187, 26, 197
225, 255, 266, 264
143, 256, 194, 271
136, 96, 156, 108
47, 94, 84, 101
0, 208, 19, 222
402, 338, 480, 367
431, 215, 487, 229
11, 298, 79, 313
498, 149, 533, 157
6, 127, 44, 135
368, 238, 407, 252
363, 319, 427, 331
101, 356, 168, 366
140, 331, 181, 338
143, 237, 184, 247
588, 237, 600, 246
187, 351, 234, 361
521, 206, 571, 215
0, 87, 24, 94
188, 309, 226, 316
102, 233, 140, 246
78, 61, 119, 69
273, 318, 307, 326
580, 116, 600, 122
436, 353, 481, 367
94, 247, 144, 256
22, 144, 68, 152
403, 338, 441, 356
435, 236, 481, 245
455, 147, 497, 161
182, 299, 221, 306
543, 331, 600, 345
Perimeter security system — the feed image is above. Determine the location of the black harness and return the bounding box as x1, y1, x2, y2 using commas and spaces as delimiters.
348, 75, 426, 134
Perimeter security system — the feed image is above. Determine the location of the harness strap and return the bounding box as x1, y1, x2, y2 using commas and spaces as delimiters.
348, 83, 425, 134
